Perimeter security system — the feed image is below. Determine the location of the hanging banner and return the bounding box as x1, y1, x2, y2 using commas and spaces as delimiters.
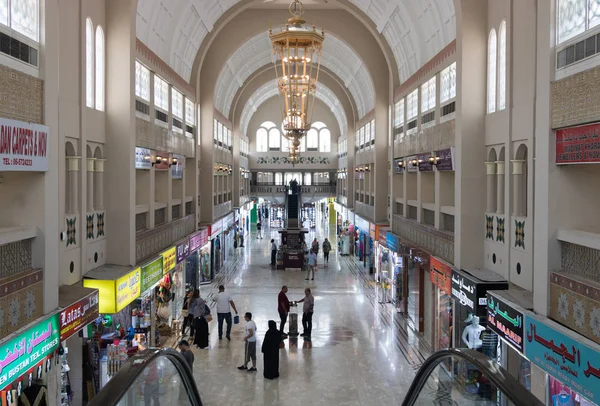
141, 257, 164, 292
0, 118, 50, 172
189, 229, 209, 253
83, 267, 141, 313
394, 158, 405, 174
407, 155, 419, 173
385, 232, 400, 252
161, 247, 177, 274
355, 216, 369, 233
486, 292, 524, 352
556, 122, 600, 164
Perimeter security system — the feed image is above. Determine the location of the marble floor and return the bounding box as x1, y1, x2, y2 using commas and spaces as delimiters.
190, 219, 433, 406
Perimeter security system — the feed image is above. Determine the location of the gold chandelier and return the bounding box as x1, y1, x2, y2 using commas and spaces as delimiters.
270, 0, 324, 165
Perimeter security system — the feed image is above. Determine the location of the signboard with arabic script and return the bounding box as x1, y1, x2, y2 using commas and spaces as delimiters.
0, 313, 60, 389
141, 257, 163, 292
486, 292, 524, 353
524, 313, 600, 403
59, 290, 99, 341
451, 269, 508, 317
556, 123, 600, 164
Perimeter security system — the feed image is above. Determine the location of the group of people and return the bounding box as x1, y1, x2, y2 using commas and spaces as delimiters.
304, 237, 332, 280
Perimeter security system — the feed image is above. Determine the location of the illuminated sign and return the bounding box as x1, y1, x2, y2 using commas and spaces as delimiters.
59, 291, 99, 341
83, 267, 141, 313
161, 247, 176, 274
486, 293, 524, 352
141, 257, 164, 292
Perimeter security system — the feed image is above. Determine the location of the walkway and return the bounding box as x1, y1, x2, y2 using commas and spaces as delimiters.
192, 219, 433, 406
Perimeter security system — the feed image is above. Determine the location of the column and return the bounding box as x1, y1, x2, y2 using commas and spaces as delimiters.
94, 159, 105, 210
485, 162, 496, 213
511, 160, 525, 216
67, 157, 80, 213
496, 160, 505, 213
87, 158, 96, 212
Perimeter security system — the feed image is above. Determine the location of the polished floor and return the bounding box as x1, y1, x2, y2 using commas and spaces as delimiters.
192, 217, 432, 406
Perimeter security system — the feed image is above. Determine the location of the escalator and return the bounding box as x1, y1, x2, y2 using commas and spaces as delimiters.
89, 349, 202, 406
287, 192, 300, 228
402, 348, 543, 406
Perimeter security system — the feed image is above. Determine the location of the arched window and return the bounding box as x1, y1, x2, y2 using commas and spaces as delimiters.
269, 128, 281, 150
306, 129, 319, 150
281, 136, 290, 152
256, 128, 268, 152
275, 172, 283, 185
86, 18, 94, 108
95, 26, 105, 111
487, 29, 497, 114
320, 128, 331, 152
498, 21, 507, 111
304, 173, 312, 185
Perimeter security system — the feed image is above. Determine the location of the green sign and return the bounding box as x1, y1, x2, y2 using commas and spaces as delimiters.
141, 257, 164, 292
0, 313, 60, 389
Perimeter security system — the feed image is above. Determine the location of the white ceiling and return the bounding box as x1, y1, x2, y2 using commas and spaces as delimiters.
214, 28, 373, 120
136, 0, 456, 93
239, 80, 348, 140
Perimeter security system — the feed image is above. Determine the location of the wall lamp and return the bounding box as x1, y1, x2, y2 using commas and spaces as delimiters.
410, 158, 420, 167
153, 155, 163, 167
396, 160, 405, 168
428, 155, 440, 166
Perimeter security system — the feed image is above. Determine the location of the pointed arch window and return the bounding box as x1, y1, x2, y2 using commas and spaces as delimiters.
306, 129, 319, 151
498, 21, 507, 111
269, 128, 281, 150
487, 29, 497, 114
86, 18, 94, 108
95, 26, 105, 111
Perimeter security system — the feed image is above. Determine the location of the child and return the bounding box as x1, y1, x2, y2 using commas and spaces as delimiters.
178, 340, 195, 372
238, 312, 257, 372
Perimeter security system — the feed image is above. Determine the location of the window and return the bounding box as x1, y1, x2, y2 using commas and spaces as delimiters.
282, 136, 290, 152
135, 61, 151, 101
95, 27, 105, 111
440, 62, 457, 104
407, 89, 419, 121
421, 76, 436, 112
275, 173, 283, 185
5, 0, 39, 41
172, 89, 183, 119
304, 173, 312, 185
359, 127, 365, 146
307, 129, 319, 150
370, 120, 375, 141
154, 76, 169, 111
269, 128, 281, 150
227, 128, 232, 148
217, 122, 223, 144
365, 122, 371, 143
356, 130, 360, 148
556, 0, 600, 44
86, 18, 94, 108
257, 128, 268, 152
300, 136, 306, 152
394, 99, 405, 128
213, 119, 218, 142
185, 99, 195, 125
498, 21, 507, 111
320, 128, 331, 152
487, 29, 497, 114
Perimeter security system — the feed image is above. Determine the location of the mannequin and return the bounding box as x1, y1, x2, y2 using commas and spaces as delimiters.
462, 314, 485, 349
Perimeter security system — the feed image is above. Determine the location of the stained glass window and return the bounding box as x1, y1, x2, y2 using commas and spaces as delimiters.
440, 62, 456, 104
135, 61, 151, 101
488, 29, 497, 114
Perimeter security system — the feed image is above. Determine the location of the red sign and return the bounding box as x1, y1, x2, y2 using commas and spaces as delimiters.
189, 228, 209, 252
556, 123, 600, 164
369, 223, 376, 239
430, 257, 452, 295
59, 291, 99, 341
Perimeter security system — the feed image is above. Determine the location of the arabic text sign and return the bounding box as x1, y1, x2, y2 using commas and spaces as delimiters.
430, 257, 452, 295
524, 313, 600, 403
141, 258, 163, 292
0, 314, 60, 389
176, 239, 190, 264
161, 247, 176, 274
189, 229, 209, 252
486, 293, 524, 352
451, 270, 477, 312
116, 268, 141, 312
59, 291, 99, 341
0, 118, 50, 172
556, 123, 600, 164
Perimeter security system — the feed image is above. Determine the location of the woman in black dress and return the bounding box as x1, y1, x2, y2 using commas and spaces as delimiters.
261, 320, 281, 379
190, 291, 209, 349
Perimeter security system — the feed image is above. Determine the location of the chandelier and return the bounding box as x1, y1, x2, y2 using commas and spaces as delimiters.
270, 0, 324, 165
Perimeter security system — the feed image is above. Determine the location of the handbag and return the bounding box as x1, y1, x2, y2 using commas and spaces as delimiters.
234, 314, 240, 324
205, 314, 213, 322
204, 304, 212, 322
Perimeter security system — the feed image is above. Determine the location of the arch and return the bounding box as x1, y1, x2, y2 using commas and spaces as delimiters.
515, 143, 528, 160
95, 26, 105, 111
498, 20, 507, 111
514, 144, 528, 217
86, 144, 93, 158
487, 148, 497, 163
256, 127, 268, 152
487, 28, 497, 114
94, 146, 103, 159
312, 122, 327, 130
65, 141, 76, 157
85, 18, 94, 108
498, 146, 505, 161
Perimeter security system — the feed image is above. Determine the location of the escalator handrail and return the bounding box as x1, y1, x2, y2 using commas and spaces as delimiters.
89, 348, 202, 406
401, 348, 543, 406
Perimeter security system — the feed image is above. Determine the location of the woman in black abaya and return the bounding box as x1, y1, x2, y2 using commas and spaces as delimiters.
190, 291, 209, 349
262, 320, 281, 379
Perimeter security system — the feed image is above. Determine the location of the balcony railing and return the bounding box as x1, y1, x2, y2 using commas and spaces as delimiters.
135, 214, 195, 263
250, 185, 336, 195
392, 214, 454, 264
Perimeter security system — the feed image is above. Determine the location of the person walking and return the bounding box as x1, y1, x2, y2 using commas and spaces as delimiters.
190, 290, 210, 349
311, 238, 319, 255
257, 221, 263, 239
238, 312, 257, 372
278, 286, 290, 338
295, 288, 315, 338
306, 248, 317, 281
178, 340, 195, 372
239, 227, 245, 247
322, 238, 331, 267
213, 285, 238, 341
181, 288, 195, 337
262, 320, 281, 380
270, 239, 278, 266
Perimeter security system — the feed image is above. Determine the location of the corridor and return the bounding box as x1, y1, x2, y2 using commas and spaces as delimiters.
192, 221, 431, 406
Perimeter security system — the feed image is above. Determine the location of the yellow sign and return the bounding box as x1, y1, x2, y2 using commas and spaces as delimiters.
83, 268, 141, 313
161, 247, 176, 274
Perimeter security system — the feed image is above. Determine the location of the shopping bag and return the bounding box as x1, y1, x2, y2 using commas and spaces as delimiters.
234, 315, 240, 324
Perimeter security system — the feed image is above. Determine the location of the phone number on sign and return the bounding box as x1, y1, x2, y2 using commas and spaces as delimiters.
2, 157, 33, 166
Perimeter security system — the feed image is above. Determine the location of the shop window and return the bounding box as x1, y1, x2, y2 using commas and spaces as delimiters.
488, 29, 497, 114
95, 26, 105, 111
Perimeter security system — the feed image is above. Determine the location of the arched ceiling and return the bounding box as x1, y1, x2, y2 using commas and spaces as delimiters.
136, 0, 455, 85
240, 80, 348, 140
214, 28, 373, 120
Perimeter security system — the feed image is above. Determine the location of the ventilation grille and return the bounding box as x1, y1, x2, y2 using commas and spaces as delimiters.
407, 119, 417, 130
172, 118, 183, 130
136, 100, 149, 115
155, 110, 168, 123
394, 126, 404, 137
0, 32, 38, 67
442, 101, 456, 117
557, 32, 600, 69
422, 111, 435, 125
186, 125, 194, 134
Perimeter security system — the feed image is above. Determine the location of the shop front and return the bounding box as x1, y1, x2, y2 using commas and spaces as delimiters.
486, 290, 532, 404
222, 213, 235, 264
429, 257, 453, 352
188, 228, 210, 286
209, 218, 224, 276
0, 312, 61, 406
382, 232, 404, 310
369, 223, 388, 275
524, 312, 600, 406
58, 285, 100, 406
374, 226, 390, 283
354, 215, 370, 267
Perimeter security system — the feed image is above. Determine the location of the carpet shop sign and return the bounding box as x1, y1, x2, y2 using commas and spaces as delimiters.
0, 118, 49, 172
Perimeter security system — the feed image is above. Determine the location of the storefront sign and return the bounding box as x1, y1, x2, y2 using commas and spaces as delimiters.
355, 216, 369, 233
59, 291, 99, 341
556, 122, 600, 164
171, 153, 185, 178
407, 156, 418, 172
0, 313, 60, 389
394, 158, 404, 174
369, 223, 377, 239
524, 313, 600, 403
435, 148, 455, 171
223, 213, 235, 228
418, 153, 434, 172
189, 229, 209, 252
451, 269, 508, 317
385, 232, 400, 252
176, 239, 190, 264
210, 219, 223, 237
487, 293, 524, 352
83, 267, 141, 313
134, 147, 152, 169
141, 257, 164, 292
451, 272, 477, 311
0, 118, 50, 172
430, 257, 452, 295
161, 247, 176, 274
